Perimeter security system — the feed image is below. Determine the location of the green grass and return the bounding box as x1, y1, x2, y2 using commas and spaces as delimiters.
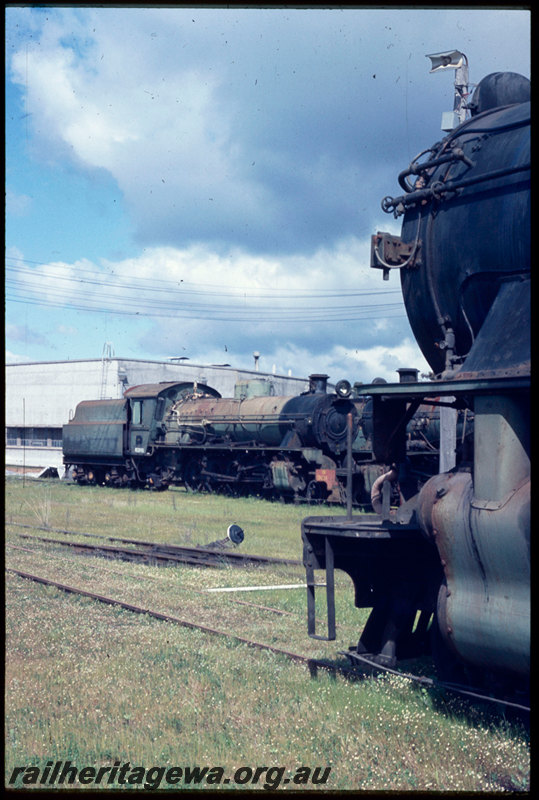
5, 477, 347, 558
5, 478, 530, 792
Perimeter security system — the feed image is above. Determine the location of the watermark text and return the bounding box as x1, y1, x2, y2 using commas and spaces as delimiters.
9, 761, 332, 791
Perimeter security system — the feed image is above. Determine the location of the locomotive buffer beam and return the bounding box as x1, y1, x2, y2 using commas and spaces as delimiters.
302, 514, 441, 661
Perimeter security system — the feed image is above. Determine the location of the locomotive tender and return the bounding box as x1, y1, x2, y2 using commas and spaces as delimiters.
302, 71, 530, 697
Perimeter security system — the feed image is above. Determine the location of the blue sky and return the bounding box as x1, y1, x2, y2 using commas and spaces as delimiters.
5, 6, 530, 383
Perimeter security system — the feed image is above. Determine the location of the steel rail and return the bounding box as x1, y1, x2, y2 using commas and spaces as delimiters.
5, 543, 294, 617
5, 567, 346, 677
6, 567, 529, 713
13, 532, 295, 570
341, 651, 530, 714
7, 522, 301, 567
14, 533, 226, 567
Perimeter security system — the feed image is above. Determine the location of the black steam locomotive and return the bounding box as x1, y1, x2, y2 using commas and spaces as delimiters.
63, 367, 462, 506
302, 72, 530, 699
63, 374, 373, 502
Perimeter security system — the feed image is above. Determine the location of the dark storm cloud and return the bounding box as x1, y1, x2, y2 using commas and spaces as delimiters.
126, 7, 530, 254
9, 6, 530, 257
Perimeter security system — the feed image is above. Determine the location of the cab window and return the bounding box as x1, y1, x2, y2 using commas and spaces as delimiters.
132, 400, 143, 425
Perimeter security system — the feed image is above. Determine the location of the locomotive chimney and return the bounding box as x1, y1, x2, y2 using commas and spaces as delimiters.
397, 367, 419, 383
309, 374, 329, 394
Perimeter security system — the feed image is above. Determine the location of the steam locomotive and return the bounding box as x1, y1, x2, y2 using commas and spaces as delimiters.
302, 71, 530, 699
63, 374, 369, 502
63, 370, 460, 505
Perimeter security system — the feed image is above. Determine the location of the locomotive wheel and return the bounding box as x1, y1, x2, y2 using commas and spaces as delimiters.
85, 468, 105, 486
74, 473, 87, 486
104, 469, 128, 489
213, 461, 241, 496
148, 473, 169, 491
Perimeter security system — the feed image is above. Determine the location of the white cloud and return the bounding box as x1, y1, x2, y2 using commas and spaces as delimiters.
9, 234, 422, 381
9, 7, 528, 255
12, 234, 404, 318
5, 7, 530, 373
56, 324, 78, 337
331, 341, 432, 383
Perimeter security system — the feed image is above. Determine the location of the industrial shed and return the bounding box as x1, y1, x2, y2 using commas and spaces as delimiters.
5, 358, 312, 473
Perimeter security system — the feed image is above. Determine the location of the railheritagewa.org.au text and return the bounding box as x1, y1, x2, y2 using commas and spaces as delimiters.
8, 761, 332, 790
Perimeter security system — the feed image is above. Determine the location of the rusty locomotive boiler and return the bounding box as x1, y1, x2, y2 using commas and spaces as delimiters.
302, 71, 530, 699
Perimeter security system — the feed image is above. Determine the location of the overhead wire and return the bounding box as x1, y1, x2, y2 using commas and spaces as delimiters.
5, 258, 401, 299
6, 295, 407, 323
5, 257, 408, 323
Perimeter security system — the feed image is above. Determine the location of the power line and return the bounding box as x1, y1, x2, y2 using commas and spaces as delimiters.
5, 259, 401, 300
6, 258, 407, 323
6, 294, 407, 323
5, 276, 403, 314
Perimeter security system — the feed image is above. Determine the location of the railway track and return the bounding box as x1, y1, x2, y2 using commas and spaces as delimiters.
6, 567, 345, 677
7, 522, 301, 569
5, 543, 296, 617
5, 565, 530, 714
6, 528, 529, 715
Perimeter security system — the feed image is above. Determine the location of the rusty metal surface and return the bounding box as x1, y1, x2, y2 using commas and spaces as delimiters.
174, 395, 289, 423
416, 470, 530, 677
171, 395, 290, 448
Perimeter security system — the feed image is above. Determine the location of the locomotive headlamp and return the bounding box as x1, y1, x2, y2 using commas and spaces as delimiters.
335, 379, 352, 399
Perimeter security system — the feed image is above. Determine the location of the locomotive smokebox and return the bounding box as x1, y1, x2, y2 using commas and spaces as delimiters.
396, 72, 530, 376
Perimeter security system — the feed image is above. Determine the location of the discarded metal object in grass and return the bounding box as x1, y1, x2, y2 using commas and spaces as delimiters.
200, 523, 245, 550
